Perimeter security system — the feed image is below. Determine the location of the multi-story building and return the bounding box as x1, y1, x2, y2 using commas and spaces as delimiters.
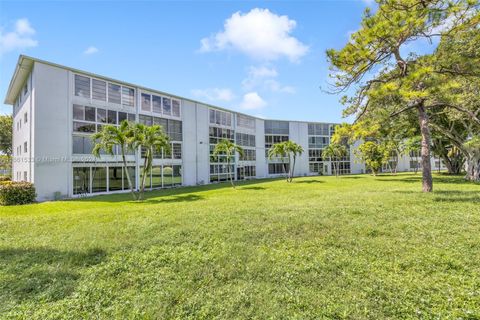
5, 56, 443, 201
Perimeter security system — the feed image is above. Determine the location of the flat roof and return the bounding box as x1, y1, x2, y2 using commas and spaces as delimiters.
4, 55, 340, 125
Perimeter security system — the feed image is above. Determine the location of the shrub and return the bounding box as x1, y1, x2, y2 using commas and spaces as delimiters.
0, 182, 36, 205
0, 176, 11, 182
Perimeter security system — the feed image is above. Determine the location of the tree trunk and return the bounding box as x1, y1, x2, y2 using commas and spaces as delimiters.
228, 157, 235, 188
139, 149, 149, 200
290, 155, 296, 182
121, 148, 137, 200
417, 104, 433, 192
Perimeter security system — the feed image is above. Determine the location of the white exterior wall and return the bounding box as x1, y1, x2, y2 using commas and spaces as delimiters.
194, 103, 210, 185
255, 119, 266, 178
289, 122, 309, 177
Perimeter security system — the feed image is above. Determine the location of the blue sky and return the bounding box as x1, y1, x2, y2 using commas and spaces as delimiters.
0, 1, 375, 122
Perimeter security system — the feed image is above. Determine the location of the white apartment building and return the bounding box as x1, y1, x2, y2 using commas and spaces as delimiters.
5, 56, 443, 201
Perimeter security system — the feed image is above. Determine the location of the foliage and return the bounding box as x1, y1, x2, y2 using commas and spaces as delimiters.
327, 0, 479, 192
0, 175, 11, 182
92, 120, 137, 200
1, 174, 479, 318
322, 143, 348, 177
0, 115, 13, 157
0, 181, 36, 205
268, 141, 304, 182
212, 139, 244, 188
356, 141, 384, 175
131, 123, 171, 199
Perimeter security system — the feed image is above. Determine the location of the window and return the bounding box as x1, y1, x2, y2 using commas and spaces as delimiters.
172, 99, 181, 117
167, 119, 182, 141
97, 108, 107, 123
92, 79, 107, 101
172, 143, 182, 159
139, 115, 153, 126
108, 167, 123, 191
73, 167, 90, 195
162, 97, 171, 115
173, 165, 182, 186
73, 122, 95, 133
308, 123, 331, 136
23, 171, 27, 181
24, 112, 27, 123
72, 136, 93, 154
85, 107, 96, 122
24, 142, 27, 153
74, 75, 91, 98
309, 149, 324, 162
237, 114, 255, 129
141, 93, 151, 112
107, 110, 117, 124
269, 163, 289, 175
265, 120, 289, 135
236, 132, 255, 147
310, 162, 325, 174
108, 83, 121, 104
122, 87, 135, 107
237, 166, 256, 180
152, 95, 162, 113
265, 135, 288, 149
239, 149, 256, 161
308, 136, 329, 148
92, 167, 107, 193
209, 109, 232, 127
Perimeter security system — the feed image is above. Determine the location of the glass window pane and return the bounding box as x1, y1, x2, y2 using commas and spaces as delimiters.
107, 110, 117, 124
140, 167, 151, 189
152, 95, 162, 113
85, 107, 96, 122
173, 165, 182, 185
73, 167, 90, 194
128, 113, 136, 122
108, 167, 123, 191
151, 166, 162, 188
162, 165, 173, 187
92, 79, 106, 101
123, 167, 136, 190
162, 97, 171, 115
118, 112, 127, 123
73, 104, 84, 120
141, 93, 151, 111
73, 122, 95, 133
172, 99, 180, 117
74, 75, 90, 98
97, 108, 107, 123
91, 167, 107, 193
122, 87, 135, 107
108, 83, 121, 104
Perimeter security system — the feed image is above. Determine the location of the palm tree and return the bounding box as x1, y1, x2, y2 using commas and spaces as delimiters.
323, 143, 347, 177
268, 142, 289, 181
213, 139, 244, 188
92, 120, 137, 200
284, 141, 304, 182
132, 123, 171, 200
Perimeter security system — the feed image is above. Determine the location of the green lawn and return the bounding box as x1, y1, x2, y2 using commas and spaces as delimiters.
1, 173, 479, 319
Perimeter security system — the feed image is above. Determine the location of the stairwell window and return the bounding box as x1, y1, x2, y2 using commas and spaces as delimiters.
74, 75, 91, 98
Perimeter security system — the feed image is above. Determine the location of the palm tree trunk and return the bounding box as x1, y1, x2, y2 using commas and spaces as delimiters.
290, 154, 296, 182
139, 149, 149, 200
121, 147, 137, 200
227, 156, 235, 188
417, 104, 433, 192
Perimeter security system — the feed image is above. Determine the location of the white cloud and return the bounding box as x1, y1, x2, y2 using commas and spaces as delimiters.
239, 92, 267, 110
199, 8, 308, 62
191, 88, 235, 102
242, 65, 295, 93
84, 46, 98, 55
0, 18, 37, 55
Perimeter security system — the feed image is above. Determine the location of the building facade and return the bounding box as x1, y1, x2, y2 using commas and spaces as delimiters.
5, 56, 444, 201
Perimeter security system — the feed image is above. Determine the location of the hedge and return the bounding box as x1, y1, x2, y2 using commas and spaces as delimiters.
0, 176, 11, 182
0, 182, 36, 205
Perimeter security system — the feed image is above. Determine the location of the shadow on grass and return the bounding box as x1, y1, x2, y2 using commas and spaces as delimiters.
0, 247, 106, 305
294, 180, 324, 184
75, 178, 281, 204
241, 186, 266, 190
142, 194, 204, 204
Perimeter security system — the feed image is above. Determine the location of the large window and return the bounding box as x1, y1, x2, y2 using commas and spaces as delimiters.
108, 167, 123, 191
72, 136, 93, 154
108, 83, 121, 104
265, 135, 288, 149
142, 93, 151, 111
73, 105, 134, 134
122, 87, 135, 107
209, 127, 234, 144
140, 165, 182, 189
73, 167, 90, 194
91, 167, 107, 193
265, 120, 289, 135
237, 114, 255, 129
239, 149, 256, 161
237, 166, 256, 180
209, 109, 232, 127
308, 123, 332, 136
152, 95, 162, 113
236, 132, 255, 147
268, 163, 289, 175
308, 136, 329, 149
74, 75, 90, 98
92, 79, 106, 101
139, 116, 183, 142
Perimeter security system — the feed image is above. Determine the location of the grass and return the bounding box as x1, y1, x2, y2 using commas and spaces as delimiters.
0, 173, 479, 319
